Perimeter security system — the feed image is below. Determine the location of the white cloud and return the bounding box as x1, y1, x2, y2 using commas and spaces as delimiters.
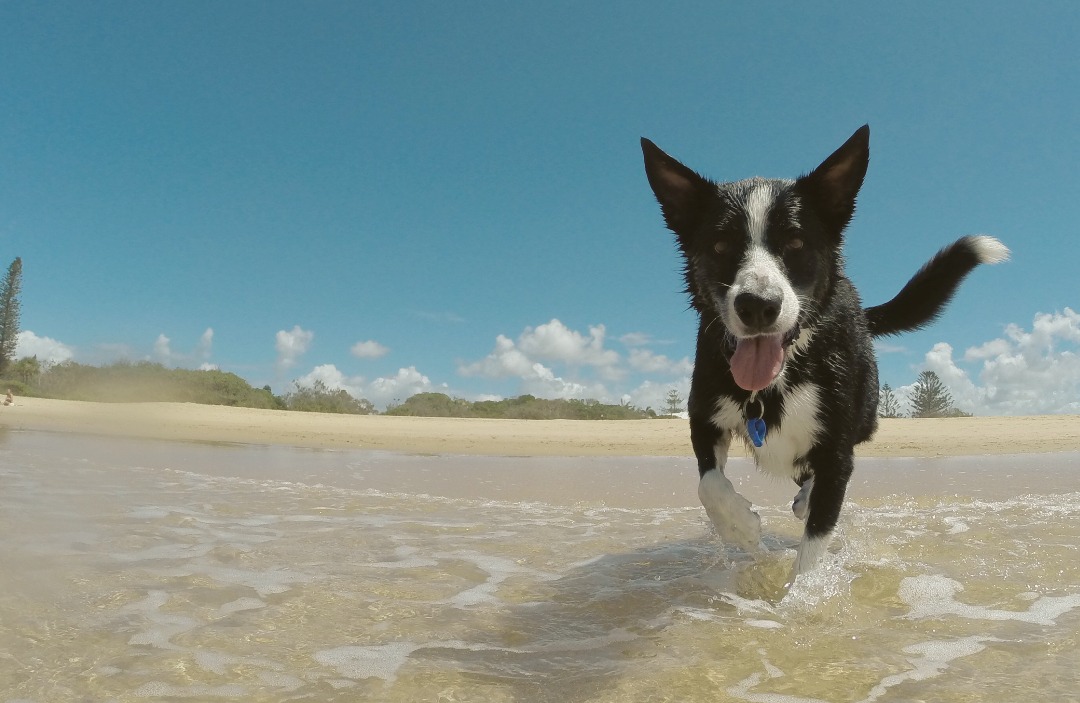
459, 334, 537, 379
293, 363, 438, 411
350, 340, 390, 359
901, 308, 1080, 415
367, 366, 436, 408
619, 331, 654, 347
294, 363, 360, 396
15, 331, 75, 366
623, 378, 691, 414
458, 319, 698, 402
275, 325, 314, 374
197, 328, 214, 361
153, 328, 215, 367
517, 319, 620, 371
627, 348, 693, 376
459, 319, 625, 396
153, 334, 172, 363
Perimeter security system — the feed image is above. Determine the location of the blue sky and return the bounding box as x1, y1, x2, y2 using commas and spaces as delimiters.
3, 2, 1078, 414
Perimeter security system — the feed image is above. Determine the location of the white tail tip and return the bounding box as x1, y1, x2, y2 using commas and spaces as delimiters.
970, 235, 1010, 264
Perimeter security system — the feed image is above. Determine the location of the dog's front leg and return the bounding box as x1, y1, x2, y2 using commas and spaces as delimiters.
691, 417, 761, 551
790, 448, 854, 577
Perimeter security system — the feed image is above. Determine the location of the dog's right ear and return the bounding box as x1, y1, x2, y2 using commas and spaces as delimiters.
641, 138, 712, 233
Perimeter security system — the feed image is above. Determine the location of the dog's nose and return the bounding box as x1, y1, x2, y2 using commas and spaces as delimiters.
734, 292, 781, 330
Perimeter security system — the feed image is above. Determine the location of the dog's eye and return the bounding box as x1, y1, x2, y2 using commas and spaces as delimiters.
714, 241, 727, 254
786, 238, 804, 251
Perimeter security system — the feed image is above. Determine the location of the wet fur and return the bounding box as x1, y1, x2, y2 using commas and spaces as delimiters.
641, 125, 1007, 580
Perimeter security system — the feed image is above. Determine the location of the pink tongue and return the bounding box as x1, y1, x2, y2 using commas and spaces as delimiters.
730, 335, 785, 391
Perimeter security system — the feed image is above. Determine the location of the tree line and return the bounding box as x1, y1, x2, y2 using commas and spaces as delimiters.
0, 254, 969, 420
3, 359, 659, 419
879, 370, 971, 419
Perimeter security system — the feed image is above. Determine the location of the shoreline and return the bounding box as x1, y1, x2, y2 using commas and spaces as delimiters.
1, 397, 1078, 458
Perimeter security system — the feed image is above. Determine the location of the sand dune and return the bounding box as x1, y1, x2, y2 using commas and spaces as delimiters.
2, 397, 1077, 457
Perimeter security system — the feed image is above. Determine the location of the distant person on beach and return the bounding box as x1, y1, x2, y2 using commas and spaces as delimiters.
3, 389, 13, 406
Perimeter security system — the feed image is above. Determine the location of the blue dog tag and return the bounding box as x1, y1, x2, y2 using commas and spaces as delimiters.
747, 417, 767, 447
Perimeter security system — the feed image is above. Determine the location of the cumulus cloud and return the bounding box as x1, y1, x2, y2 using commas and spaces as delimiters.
623, 378, 692, 414
366, 366, 436, 407
517, 319, 620, 371
15, 331, 75, 366
458, 319, 698, 403
350, 340, 389, 359
153, 334, 172, 362
619, 331, 654, 347
152, 328, 215, 367
899, 308, 1080, 415
627, 348, 693, 376
294, 363, 360, 396
292, 363, 438, 411
459, 334, 537, 379
459, 320, 626, 399
197, 328, 214, 361
275, 325, 314, 374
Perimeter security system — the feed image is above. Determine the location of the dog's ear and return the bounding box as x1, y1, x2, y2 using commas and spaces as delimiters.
641, 138, 713, 233
796, 125, 870, 236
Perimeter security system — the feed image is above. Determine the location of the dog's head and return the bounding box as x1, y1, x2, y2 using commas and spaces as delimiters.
642, 126, 870, 391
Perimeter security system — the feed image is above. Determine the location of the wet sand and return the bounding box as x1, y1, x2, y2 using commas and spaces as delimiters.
2, 397, 1079, 458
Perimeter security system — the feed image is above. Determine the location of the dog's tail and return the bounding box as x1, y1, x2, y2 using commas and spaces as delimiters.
864, 235, 1009, 338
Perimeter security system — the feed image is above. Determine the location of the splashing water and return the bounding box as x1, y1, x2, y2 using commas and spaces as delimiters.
1, 431, 1078, 702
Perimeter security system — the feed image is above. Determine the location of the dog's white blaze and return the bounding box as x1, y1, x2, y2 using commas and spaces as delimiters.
725, 246, 801, 337
698, 469, 762, 551
744, 183, 775, 246
752, 383, 821, 480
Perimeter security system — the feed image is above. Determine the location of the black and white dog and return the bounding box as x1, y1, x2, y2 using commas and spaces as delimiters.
641, 125, 1007, 579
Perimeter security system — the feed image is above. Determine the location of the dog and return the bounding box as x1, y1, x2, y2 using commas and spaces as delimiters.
641, 125, 1008, 580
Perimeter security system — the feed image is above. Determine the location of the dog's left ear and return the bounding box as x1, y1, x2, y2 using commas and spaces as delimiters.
796, 125, 870, 236
641, 138, 714, 234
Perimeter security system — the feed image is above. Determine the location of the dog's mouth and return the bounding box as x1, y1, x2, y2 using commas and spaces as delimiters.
725, 324, 801, 392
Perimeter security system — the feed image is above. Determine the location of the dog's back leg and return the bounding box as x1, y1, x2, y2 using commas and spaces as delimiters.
691, 416, 762, 551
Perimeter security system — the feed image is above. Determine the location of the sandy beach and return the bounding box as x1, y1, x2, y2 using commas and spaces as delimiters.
2, 397, 1077, 457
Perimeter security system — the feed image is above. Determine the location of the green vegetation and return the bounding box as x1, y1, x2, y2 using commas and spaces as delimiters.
1, 361, 655, 419
662, 388, 684, 416
878, 383, 902, 418
385, 392, 655, 419
908, 370, 956, 418
12, 359, 284, 408
283, 379, 375, 415
879, 371, 971, 418
0, 257, 22, 375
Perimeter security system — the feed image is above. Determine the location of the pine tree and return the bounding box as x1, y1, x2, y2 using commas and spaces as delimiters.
908, 370, 953, 418
0, 257, 22, 374
663, 388, 684, 416
878, 383, 902, 418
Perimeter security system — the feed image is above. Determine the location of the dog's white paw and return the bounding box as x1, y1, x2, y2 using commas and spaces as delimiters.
698, 470, 762, 551
792, 476, 814, 521
789, 533, 831, 580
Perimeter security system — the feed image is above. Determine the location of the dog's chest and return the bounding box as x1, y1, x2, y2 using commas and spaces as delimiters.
711, 383, 822, 480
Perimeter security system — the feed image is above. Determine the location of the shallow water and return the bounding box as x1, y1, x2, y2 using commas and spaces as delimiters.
2, 430, 1079, 702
